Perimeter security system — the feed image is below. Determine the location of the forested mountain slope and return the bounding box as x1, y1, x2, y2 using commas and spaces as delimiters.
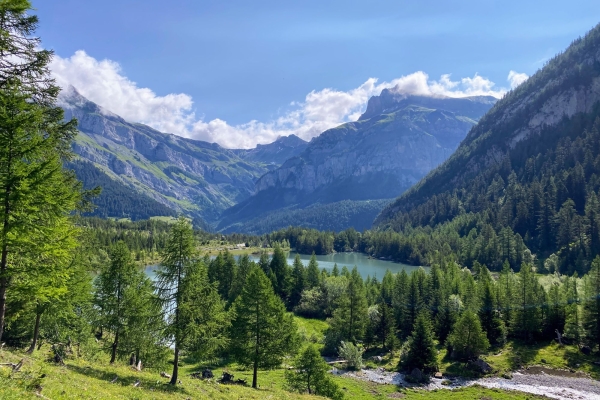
218, 94, 495, 233
59, 87, 271, 223
375, 24, 600, 274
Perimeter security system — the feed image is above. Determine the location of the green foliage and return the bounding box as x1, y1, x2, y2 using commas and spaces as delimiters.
447, 311, 490, 361
230, 265, 299, 388
285, 345, 343, 399
155, 217, 229, 384
67, 160, 177, 220
402, 312, 437, 373
338, 341, 364, 370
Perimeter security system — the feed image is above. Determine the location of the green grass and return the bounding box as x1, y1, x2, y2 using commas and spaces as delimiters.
0, 344, 556, 400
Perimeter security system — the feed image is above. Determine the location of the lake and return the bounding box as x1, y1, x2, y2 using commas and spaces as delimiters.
145, 251, 425, 280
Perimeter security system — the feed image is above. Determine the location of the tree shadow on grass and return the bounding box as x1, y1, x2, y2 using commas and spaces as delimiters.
504, 340, 542, 370
66, 364, 186, 395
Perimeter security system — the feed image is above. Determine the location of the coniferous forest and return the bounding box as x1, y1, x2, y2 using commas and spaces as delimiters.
4, 1, 600, 400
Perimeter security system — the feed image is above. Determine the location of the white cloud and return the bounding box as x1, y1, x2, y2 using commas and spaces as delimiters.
50, 50, 525, 149
508, 70, 529, 89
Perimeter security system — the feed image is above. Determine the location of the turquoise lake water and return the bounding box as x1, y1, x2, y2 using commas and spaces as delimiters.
145, 251, 425, 280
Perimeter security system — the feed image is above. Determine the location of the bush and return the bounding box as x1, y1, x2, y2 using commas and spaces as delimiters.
338, 341, 364, 370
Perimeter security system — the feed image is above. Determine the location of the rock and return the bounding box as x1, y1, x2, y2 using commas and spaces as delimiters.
501, 372, 513, 379
201, 369, 213, 379
160, 371, 171, 379
581, 346, 592, 355
470, 358, 492, 373
434, 372, 443, 379
372, 356, 383, 362
541, 359, 547, 364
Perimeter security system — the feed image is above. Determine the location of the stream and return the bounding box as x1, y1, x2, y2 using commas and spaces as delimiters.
333, 366, 600, 400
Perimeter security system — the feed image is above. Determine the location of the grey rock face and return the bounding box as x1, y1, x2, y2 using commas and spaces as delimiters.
255, 96, 496, 199
59, 87, 270, 223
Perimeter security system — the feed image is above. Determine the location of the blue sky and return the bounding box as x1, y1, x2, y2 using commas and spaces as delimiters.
38, 0, 600, 147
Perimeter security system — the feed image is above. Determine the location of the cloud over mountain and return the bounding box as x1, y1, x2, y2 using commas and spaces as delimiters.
51, 50, 527, 149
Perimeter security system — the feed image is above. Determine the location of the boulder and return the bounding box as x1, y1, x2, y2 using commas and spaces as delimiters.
434, 372, 443, 379
202, 369, 214, 379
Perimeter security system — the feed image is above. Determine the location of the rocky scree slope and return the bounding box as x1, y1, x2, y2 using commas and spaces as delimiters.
218, 93, 496, 232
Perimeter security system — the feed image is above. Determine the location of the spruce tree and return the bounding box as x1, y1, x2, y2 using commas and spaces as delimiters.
0, 1, 83, 340
402, 311, 437, 373
230, 266, 298, 389
447, 311, 490, 361
306, 252, 320, 289
156, 218, 229, 385
269, 244, 290, 298
94, 241, 146, 363
289, 254, 306, 309
583, 256, 600, 350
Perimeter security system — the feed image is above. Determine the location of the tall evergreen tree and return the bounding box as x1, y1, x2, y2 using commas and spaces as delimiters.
0, 1, 83, 340
230, 266, 298, 389
156, 218, 229, 385
94, 242, 147, 363
447, 310, 490, 361
289, 254, 306, 309
269, 244, 290, 299
402, 311, 437, 373
306, 252, 320, 289
583, 256, 600, 350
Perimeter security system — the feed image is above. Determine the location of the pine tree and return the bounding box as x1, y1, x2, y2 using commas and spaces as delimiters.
583, 256, 600, 350
478, 275, 505, 346
285, 345, 343, 399
564, 275, 583, 346
402, 311, 437, 373
228, 254, 253, 303
306, 252, 320, 289
376, 302, 395, 349
289, 254, 306, 309
269, 244, 290, 299
230, 266, 298, 389
155, 218, 229, 385
447, 311, 490, 361
512, 263, 542, 342
94, 242, 146, 363
0, 1, 84, 340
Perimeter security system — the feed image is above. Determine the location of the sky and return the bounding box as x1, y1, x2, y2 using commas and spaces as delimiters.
37, 0, 600, 148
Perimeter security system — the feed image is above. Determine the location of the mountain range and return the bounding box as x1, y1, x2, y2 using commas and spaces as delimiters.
217, 93, 496, 232
374, 23, 600, 274
62, 86, 495, 232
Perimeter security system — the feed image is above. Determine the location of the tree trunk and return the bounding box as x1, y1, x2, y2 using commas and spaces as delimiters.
252, 357, 258, 389
170, 347, 179, 385
26, 311, 42, 354
110, 329, 119, 364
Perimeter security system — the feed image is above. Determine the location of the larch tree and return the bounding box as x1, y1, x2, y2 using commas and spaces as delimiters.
230, 265, 298, 389
285, 344, 343, 399
583, 256, 600, 350
0, 0, 83, 342
306, 252, 320, 289
155, 217, 229, 385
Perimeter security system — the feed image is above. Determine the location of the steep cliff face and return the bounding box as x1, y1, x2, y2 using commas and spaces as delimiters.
233, 134, 308, 167
60, 87, 270, 223
218, 94, 496, 232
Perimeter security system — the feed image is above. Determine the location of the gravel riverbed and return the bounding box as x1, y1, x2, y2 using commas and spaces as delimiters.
333, 367, 600, 400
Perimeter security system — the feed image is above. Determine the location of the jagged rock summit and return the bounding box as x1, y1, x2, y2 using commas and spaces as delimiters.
218, 93, 497, 233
